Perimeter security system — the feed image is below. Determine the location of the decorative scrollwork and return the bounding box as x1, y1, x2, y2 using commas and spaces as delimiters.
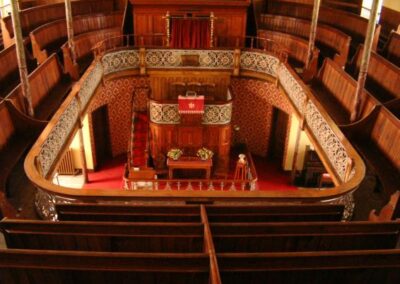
325, 191, 355, 221
38, 98, 79, 177
277, 65, 307, 114
145, 49, 234, 69
240, 51, 280, 77
149, 102, 180, 124
35, 189, 77, 221
202, 103, 232, 125
149, 101, 232, 124
78, 62, 103, 108
305, 101, 353, 182
102, 50, 140, 75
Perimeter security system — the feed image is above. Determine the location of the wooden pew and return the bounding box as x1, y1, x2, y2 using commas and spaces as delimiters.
0, 44, 36, 99
348, 45, 400, 103
311, 58, 379, 125
0, 0, 117, 47
0, 249, 211, 284
30, 12, 123, 64
260, 14, 350, 67
218, 249, 400, 284
56, 204, 202, 222
24, 53, 72, 120
267, 2, 381, 56
381, 31, 400, 68
62, 28, 122, 79
211, 221, 400, 252
205, 204, 344, 222
258, 29, 319, 81
0, 100, 45, 218
342, 106, 400, 195
0, 219, 205, 253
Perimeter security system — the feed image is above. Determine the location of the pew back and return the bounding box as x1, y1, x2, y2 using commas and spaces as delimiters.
0, 102, 15, 151
0, 45, 20, 98
351, 45, 400, 103
311, 58, 378, 125
211, 221, 400, 252
258, 29, 319, 80
0, 249, 211, 284
382, 31, 400, 68
268, 2, 381, 53
260, 14, 350, 66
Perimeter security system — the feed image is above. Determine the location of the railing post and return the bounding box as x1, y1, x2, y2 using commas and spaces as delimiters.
165, 11, 170, 47
351, 0, 383, 122
305, 0, 321, 70
210, 12, 215, 48
139, 47, 146, 75
10, 0, 34, 117
233, 48, 241, 76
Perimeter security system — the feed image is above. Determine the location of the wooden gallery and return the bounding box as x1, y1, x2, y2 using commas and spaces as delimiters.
0, 0, 399, 283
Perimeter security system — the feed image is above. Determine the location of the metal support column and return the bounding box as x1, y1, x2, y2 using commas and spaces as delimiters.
10, 0, 34, 116
305, 0, 321, 70
351, 0, 383, 122
65, 0, 76, 64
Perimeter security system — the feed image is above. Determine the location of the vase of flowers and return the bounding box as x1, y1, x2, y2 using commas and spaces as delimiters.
197, 147, 214, 160
167, 148, 183, 160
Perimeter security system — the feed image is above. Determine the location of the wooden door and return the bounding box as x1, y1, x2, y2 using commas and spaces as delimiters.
269, 108, 289, 161
92, 105, 112, 169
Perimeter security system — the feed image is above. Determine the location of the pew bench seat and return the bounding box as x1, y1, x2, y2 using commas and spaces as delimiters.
352, 136, 400, 194
343, 106, 400, 195
34, 75, 72, 121
310, 80, 351, 125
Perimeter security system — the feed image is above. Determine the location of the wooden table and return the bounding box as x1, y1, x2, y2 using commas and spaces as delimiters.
167, 157, 212, 179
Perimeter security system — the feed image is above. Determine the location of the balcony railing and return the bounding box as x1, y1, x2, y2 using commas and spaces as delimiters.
24, 35, 364, 221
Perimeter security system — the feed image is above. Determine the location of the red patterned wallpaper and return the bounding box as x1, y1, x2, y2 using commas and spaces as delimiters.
230, 78, 292, 157
88, 77, 150, 167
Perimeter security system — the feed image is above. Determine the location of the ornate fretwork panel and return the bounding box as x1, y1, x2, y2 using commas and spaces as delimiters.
277, 65, 307, 114
202, 103, 232, 125
78, 62, 103, 109
149, 101, 233, 125
38, 98, 80, 177
305, 101, 354, 182
102, 50, 140, 75
145, 49, 234, 69
240, 51, 280, 77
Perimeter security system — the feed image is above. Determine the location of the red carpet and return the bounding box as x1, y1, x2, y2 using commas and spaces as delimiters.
84, 155, 126, 189
83, 154, 297, 191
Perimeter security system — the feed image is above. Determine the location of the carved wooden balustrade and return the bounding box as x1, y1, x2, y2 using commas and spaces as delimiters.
23, 35, 364, 221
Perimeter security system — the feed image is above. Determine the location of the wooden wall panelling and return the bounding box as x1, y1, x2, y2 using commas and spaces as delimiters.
148, 71, 231, 101
131, 1, 249, 41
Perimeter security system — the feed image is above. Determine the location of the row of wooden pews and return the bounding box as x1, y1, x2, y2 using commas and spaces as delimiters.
0, 44, 37, 99
0, 100, 45, 218
30, 11, 123, 64
260, 14, 350, 67
258, 29, 319, 81
381, 30, 400, 68
267, 2, 381, 57
62, 28, 122, 78
0, 0, 119, 46
1, 203, 400, 283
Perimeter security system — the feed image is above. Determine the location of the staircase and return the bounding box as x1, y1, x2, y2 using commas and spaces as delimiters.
129, 112, 149, 168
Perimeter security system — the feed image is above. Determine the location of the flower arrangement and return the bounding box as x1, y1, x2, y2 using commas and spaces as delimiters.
167, 148, 183, 160
197, 147, 214, 160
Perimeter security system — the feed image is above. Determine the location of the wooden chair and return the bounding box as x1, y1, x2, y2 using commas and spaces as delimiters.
369, 191, 400, 221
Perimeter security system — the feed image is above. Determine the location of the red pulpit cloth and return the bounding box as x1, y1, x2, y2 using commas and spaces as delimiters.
178, 95, 205, 114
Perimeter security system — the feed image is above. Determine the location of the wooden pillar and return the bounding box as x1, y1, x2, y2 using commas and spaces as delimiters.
10, 0, 34, 117
351, 0, 383, 122
305, 0, 321, 70
64, 0, 76, 64
210, 12, 215, 48
290, 121, 303, 182
165, 11, 170, 47
78, 119, 88, 183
